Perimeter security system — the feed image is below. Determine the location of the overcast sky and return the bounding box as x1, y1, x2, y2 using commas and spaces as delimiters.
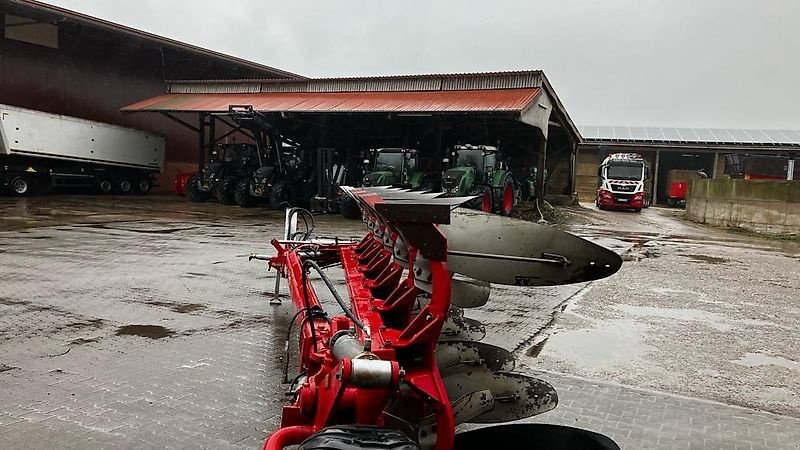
47, 0, 800, 129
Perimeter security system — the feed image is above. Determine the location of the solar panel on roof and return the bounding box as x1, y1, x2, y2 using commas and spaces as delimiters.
580, 126, 800, 146
614, 126, 632, 139
676, 128, 699, 141
728, 129, 752, 143
645, 127, 665, 140
661, 128, 681, 141
779, 130, 800, 144
629, 127, 647, 140
694, 128, 716, 141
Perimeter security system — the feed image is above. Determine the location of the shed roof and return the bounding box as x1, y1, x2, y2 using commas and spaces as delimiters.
581, 125, 800, 147
121, 88, 542, 114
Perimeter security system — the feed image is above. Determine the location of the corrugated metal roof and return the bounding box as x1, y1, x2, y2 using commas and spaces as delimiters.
122, 88, 542, 114
580, 125, 800, 147
166, 71, 545, 94
1, 0, 303, 79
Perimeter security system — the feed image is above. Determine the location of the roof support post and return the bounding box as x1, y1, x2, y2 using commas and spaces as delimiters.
198, 113, 207, 172
712, 152, 719, 179
653, 150, 660, 204
536, 134, 547, 199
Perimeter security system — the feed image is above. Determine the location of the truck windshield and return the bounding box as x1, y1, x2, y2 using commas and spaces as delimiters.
375, 152, 406, 176
606, 163, 643, 181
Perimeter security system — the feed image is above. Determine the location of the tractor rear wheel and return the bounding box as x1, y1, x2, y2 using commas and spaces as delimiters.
269, 181, 296, 209
218, 177, 238, 205
186, 176, 210, 202
340, 196, 361, 219
234, 179, 255, 207
299, 425, 418, 450
500, 178, 515, 216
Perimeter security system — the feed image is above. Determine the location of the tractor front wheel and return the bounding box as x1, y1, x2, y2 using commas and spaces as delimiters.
218, 176, 238, 205
500, 178, 515, 216
234, 179, 255, 207
269, 181, 296, 209
185, 176, 210, 202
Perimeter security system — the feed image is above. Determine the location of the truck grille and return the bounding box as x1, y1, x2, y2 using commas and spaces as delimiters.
611, 184, 636, 192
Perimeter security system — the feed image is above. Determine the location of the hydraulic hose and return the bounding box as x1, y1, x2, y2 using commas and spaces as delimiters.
303, 259, 367, 332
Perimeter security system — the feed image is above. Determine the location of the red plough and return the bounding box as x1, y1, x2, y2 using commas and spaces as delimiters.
258, 187, 623, 450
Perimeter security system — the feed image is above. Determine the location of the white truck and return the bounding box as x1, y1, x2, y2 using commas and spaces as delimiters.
0, 104, 165, 196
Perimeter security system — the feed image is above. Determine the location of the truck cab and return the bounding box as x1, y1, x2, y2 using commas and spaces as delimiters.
596, 153, 651, 212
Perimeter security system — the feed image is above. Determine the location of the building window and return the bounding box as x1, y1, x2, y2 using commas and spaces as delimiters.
3, 14, 58, 49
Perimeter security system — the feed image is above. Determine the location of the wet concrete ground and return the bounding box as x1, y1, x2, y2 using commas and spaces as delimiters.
1, 195, 799, 449
525, 204, 800, 418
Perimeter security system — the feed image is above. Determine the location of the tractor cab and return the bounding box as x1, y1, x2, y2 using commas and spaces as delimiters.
362, 148, 419, 187
442, 145, 518, 215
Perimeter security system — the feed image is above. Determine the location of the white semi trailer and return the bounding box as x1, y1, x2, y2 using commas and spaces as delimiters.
0, 104, 165, 195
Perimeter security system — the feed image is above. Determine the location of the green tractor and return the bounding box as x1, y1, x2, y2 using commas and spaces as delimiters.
340, 148, 439, 219
440, 144, 518, 215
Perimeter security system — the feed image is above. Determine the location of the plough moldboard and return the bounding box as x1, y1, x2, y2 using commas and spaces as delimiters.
259, 187, 623, 450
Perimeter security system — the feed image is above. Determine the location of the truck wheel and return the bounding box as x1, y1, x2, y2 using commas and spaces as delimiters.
135, 179, 151, 195
118, 179, 133, 194
10, 176, 31, 196
269, 181, 296, 209
98, 179, 113, 194
234, 179, 255, 207
500, 178, 515, 216
186, 176, 210, 202
340, 196, 361, 219
217, 177, 238, 205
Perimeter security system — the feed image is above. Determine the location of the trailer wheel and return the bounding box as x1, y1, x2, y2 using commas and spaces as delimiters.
135, 179, 151, 195
98, 179, 113, 194
234, 179, 255, 207
340, 196, 361, 219
118, 179, 133, 194
186, 176, 210, 202
269, 181, 296, 209
299, 425, 418, 450
10, 176, 31, 196
217, 177, 238, 205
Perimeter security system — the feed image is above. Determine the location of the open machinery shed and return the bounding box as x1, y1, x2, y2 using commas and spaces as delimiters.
577, 126, 800, 204
122, 71, 582, 199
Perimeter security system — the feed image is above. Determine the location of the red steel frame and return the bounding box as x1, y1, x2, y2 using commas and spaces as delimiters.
264, 217, 454, 449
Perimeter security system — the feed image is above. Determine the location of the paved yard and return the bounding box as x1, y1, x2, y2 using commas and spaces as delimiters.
0, 196, 798, 449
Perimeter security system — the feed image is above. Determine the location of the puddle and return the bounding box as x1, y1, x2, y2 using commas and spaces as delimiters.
116, 324, 175, 339
615, 304, 732, 332
734, 353, 799, 371
539, 318, 653, 369
682, 254, 728, 264
146, 301, 207, 314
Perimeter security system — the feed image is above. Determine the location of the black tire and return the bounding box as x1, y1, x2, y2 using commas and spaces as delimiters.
498, 177, 515, 216
465, 185, 491, 211
135, 179, 151, 195
420, 178, 439, 193
218, 176, 238, 205
97, 178, 114, 195
299, 425, 418, 450
118, 178, 133, 194
269, 180, 296, 209
634, 208, 642, 213
10, 176, 31, 196
234, 179, 255, 207
186, 176, 210, 202
340, 196, 361, 219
